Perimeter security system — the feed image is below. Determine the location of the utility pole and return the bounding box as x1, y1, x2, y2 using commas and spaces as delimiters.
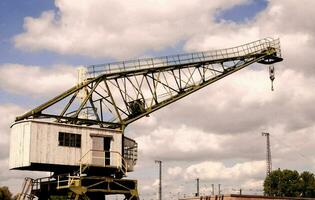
262, 132, 272, 176
218, 184, 221, 195
211, 184, 214, 196
155, 160, 162, 200
196, 178, 200, 197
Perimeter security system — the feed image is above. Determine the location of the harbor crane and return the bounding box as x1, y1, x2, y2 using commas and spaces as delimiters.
10, 38, 283, 200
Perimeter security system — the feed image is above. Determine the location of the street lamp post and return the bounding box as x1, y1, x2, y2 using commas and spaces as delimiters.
155, 160, 162, 200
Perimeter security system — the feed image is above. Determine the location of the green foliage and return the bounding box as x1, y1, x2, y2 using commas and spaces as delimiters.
0, 186, 13, 200
264, 169, 315, 197
300, 171, 315, 197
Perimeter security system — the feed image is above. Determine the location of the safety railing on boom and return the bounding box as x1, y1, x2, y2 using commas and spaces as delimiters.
79, 150, 128, 175
87, 38, 281, 78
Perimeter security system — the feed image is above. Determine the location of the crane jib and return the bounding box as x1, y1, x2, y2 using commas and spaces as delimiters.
15, 38, 283, 129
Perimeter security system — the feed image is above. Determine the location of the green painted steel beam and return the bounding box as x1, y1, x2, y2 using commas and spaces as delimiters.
14, 38, 282, 130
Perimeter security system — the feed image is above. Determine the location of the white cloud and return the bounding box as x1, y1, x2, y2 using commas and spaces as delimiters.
0, 104, 23, 132
241, 179, 264, 190
185, 0, 315, 75
0, 64, 76, 96
167, 166, 183, 177
0, 104, 24, 158
135, 125, 228, 161
14, 0, 248, 59
184, 161, 265, 181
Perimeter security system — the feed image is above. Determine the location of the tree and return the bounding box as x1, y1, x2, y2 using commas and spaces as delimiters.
299, 171, 315, 197
264, 169, 315, 198
0, 186, 13, 200
264, 168, 283, 196
281, 169, 300, 197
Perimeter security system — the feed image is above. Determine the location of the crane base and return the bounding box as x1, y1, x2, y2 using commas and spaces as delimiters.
20, 175, 139, 200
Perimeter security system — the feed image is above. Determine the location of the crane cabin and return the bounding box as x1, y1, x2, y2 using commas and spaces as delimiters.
9, 120, 137, 177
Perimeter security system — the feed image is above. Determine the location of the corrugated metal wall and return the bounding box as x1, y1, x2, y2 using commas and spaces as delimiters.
9, 121, 31, 168
9, 120, 122, 170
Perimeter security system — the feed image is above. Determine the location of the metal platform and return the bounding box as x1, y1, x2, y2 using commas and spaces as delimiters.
18, 175, 139, 200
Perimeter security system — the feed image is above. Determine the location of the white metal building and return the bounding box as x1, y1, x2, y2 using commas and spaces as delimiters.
9, 120, 137, 175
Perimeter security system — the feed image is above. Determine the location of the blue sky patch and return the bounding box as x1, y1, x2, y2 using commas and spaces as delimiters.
216, 0, 268, 22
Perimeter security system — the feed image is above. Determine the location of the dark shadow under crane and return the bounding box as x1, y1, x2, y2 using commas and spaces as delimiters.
13, 38, 283, 200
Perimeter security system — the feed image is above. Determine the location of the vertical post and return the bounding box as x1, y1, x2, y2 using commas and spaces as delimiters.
196, 178, 200, 197
262, 132, 272, 176
211, 184, 214, 196
262, 132, 272, 196
155, 160, 162, 200
218, 184, 221, 195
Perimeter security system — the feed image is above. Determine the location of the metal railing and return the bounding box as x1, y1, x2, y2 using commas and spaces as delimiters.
32, 176, 56, 191
56, 175, 80, 189
17, 178, 35, 200
79, 150, 128, 175
87, 38, 281, 77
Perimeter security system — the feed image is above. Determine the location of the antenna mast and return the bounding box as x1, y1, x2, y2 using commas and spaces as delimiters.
262, 132, 272, 176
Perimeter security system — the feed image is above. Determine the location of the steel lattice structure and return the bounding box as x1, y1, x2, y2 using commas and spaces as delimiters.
16, 38, 283, 130
262, 132, 272, 176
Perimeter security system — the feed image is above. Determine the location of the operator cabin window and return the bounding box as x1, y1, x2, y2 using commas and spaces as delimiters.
58, 132, 81, 148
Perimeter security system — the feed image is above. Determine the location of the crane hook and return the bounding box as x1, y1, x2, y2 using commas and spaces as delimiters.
269, 65, 275, 91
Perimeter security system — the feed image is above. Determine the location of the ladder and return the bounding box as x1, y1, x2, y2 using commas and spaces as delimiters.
17, 177, 35, 200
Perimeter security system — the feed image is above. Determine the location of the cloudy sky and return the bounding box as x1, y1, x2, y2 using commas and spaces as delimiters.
1, 0, 315, 199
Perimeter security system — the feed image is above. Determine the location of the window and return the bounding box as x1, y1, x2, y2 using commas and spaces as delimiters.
58, 132, 81, 148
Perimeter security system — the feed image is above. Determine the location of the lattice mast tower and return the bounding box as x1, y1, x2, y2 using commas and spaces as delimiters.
262, 132, 272, 176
